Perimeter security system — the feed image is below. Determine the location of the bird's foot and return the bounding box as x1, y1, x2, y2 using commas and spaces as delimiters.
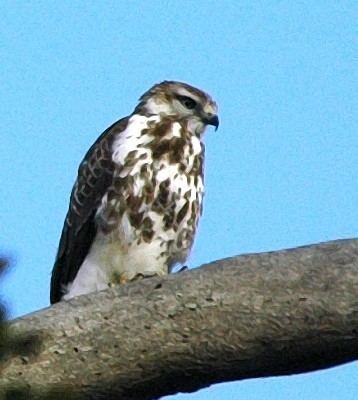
109, 272, 129, 287
109, 271, 163, 287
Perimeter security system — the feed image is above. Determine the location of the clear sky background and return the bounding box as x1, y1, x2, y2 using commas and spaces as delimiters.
0, 1, 357, 399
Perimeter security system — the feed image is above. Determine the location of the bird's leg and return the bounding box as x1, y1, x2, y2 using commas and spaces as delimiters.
110, 271, 164, 287
109, 272, 129, 286
119, 275, 129, 284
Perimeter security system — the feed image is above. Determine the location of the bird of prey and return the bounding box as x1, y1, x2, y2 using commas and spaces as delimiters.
50, 81, 219, 303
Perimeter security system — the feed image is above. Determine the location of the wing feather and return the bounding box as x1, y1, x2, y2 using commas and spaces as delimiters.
50, 117, 129, 303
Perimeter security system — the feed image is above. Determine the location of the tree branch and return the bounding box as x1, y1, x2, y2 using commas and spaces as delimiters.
1, 239, 358, 399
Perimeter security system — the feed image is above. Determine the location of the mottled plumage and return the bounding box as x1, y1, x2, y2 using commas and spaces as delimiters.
51, 81, 218, 303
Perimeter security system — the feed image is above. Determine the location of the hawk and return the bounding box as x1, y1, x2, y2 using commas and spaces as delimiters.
50, 81, 219, 303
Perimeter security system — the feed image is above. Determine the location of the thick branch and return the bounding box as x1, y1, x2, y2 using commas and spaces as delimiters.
1, 239, 358, 399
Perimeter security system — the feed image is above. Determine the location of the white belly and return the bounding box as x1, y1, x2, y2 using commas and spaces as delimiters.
64, 114, 204, 300
63, 231, 167, 301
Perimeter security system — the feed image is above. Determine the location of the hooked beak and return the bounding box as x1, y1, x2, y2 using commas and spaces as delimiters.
203, 114, 219, 131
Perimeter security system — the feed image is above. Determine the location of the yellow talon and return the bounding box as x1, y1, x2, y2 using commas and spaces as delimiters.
109, 272, 128, 286
110, 272, 147, 286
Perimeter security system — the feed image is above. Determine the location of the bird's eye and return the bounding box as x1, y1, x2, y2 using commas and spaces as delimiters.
178, 96, 197, 110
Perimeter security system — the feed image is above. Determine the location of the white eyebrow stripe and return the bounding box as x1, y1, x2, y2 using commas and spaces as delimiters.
176, 87, 201, 101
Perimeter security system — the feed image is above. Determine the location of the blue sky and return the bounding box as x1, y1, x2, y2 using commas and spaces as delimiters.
0, 1, 357, 399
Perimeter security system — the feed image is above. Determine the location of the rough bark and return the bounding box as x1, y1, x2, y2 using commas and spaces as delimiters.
1, 239, 357, 399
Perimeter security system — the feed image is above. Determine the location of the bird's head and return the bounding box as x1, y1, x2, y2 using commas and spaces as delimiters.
134, 81, 219, 135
